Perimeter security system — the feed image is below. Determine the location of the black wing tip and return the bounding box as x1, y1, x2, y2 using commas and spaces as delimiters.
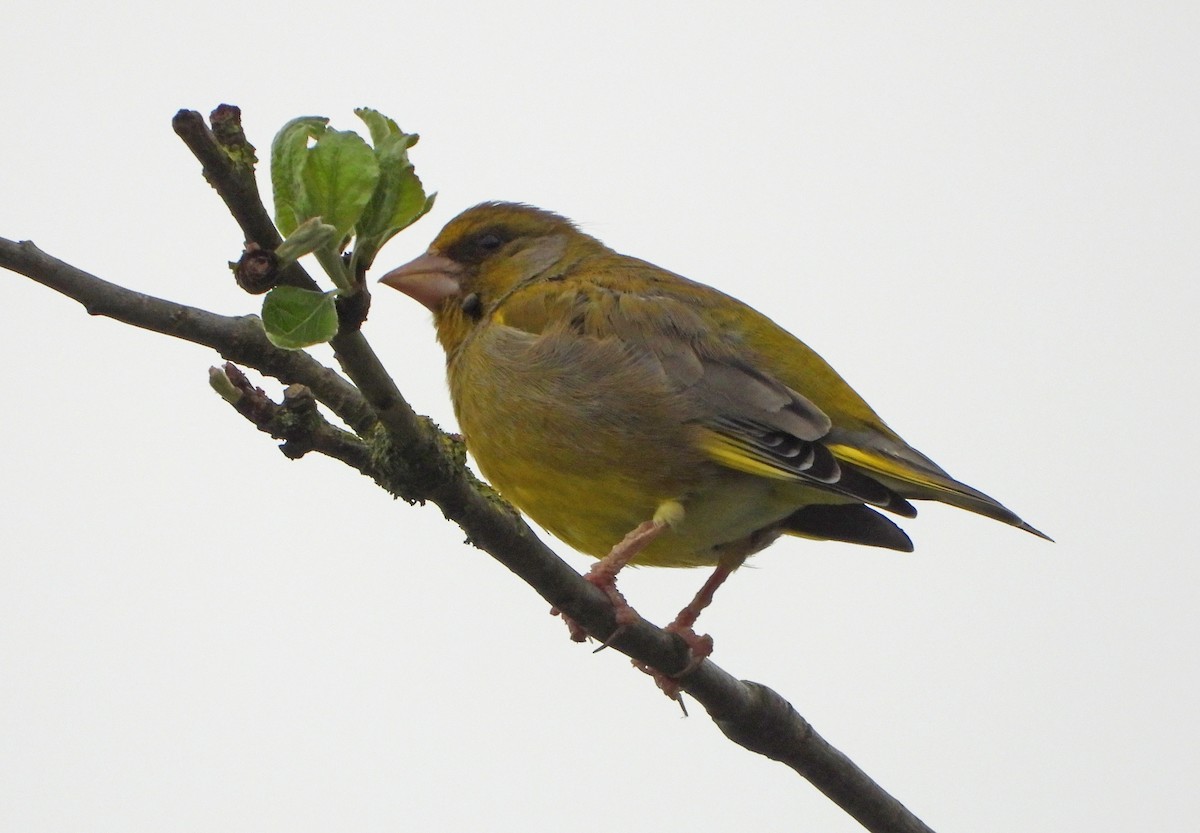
1016, 520, 1054, 542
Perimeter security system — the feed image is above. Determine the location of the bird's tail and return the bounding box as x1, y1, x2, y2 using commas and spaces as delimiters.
827, 442, 1052, 541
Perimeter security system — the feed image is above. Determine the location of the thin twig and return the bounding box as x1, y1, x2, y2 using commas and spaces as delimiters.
0, 238, 375, 435
172, 107, 441, 475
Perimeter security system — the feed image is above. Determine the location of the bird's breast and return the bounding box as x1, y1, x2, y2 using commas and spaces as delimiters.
447, 326, 798, 566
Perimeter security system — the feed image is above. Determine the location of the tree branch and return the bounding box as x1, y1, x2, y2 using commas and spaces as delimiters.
173, 106, 296, 280
0, 105, 939, 833
1, 234, 934, 833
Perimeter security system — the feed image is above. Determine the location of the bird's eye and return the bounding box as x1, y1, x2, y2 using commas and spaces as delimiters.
475, 232, 504, 253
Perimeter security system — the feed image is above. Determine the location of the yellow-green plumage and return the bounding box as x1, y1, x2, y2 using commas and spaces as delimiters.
382, 202, 1047, 571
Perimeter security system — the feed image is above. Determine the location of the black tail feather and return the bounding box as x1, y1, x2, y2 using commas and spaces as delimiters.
783, 504, 914, 552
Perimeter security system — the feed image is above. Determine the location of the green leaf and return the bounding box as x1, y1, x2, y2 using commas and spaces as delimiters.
275, 217, 339, 265
299, 130, 379, 247
261, 285, 338, 349
352, 131, 431, 271
270, 116, 330, 236
355, 107, 403, 146
269, 109, 433, 280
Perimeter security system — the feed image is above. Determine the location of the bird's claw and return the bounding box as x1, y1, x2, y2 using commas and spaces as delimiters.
633, 621, 714, 703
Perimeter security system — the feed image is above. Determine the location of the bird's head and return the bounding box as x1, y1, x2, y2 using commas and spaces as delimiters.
380, 201, 596, 354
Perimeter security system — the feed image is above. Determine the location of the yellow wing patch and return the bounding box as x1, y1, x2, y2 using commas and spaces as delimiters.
694, 427, 809, 481
826, 443, 945, 490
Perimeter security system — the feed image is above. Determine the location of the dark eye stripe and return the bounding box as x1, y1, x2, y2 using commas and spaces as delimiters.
444, 225, 519, 264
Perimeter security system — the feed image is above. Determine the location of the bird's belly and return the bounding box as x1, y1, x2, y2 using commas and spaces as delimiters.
478, 450, 798, 568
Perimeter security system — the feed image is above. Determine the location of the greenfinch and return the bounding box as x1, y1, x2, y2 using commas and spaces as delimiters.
381, 202, 1047, 642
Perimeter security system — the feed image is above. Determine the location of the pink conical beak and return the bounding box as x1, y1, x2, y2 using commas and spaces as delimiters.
379, 251, 464, 313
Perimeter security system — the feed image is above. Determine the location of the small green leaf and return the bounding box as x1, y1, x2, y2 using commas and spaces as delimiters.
208, 366, 242, 404
355, 107, 403, 146
270, 116, 330, 236
352, 131, 431, 271
299, 130, 379, 247
275, 217, 339, 265
390, 174, 434, 233
261, 285, 338, 349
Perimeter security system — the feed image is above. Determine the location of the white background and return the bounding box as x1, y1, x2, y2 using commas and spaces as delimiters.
2, 3, 1196, 831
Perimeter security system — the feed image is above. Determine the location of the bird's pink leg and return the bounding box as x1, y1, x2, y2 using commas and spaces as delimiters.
634, 562, 736, 700
556, 519, 668, 643
666, 561, 735, 656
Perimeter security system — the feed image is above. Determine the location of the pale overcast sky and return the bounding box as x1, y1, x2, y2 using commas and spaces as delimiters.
2, 3, 1197, 831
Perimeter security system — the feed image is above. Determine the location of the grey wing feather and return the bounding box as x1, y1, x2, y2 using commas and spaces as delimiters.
611, 296, 914, 514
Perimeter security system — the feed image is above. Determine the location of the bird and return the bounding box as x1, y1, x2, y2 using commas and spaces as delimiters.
380, 201, 1048, 664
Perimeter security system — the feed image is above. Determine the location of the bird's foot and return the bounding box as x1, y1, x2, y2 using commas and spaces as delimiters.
633, 618, 715, 705
554, 573, 648, 648
551, 519, 667, 645
551, 570, 641, 645
550, 606, 592, 643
